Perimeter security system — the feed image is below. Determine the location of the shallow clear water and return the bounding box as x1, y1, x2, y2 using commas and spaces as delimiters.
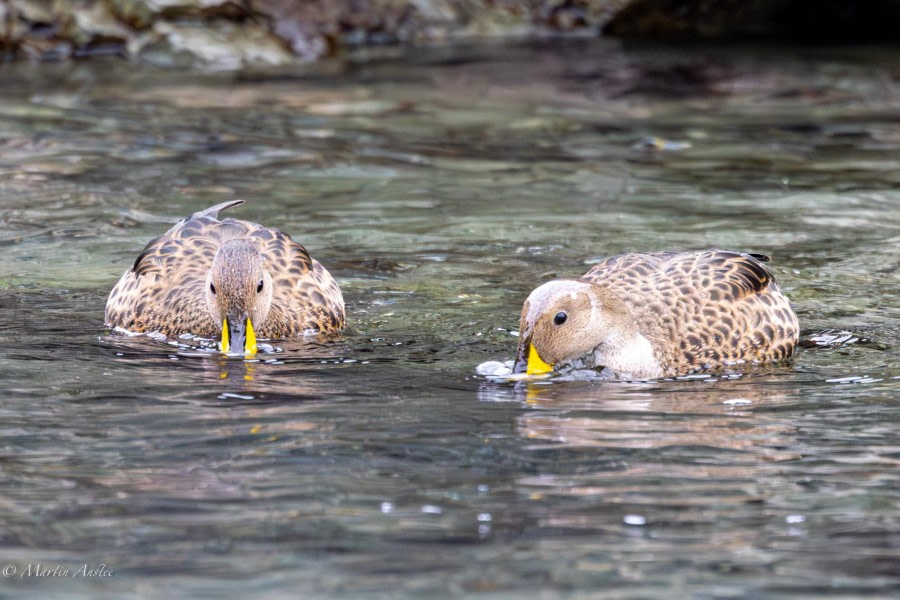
0, 40, 898, 598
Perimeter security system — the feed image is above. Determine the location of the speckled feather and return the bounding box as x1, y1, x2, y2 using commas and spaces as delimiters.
579, 250, 798, 375
105, 200, 345, 338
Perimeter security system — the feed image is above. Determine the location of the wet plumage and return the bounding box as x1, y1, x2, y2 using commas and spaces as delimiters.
105, 200, 345, 346
513, 250, 799, 379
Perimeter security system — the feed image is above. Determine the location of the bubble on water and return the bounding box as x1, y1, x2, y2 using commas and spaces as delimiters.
380, 502, 394, 514
632, 136, 692, 151
476, 360, 513, 377
786, 514, 806, 524
804, 329, 861, 348
421, 504, 442, 515
723, 398, 752, 406
623, 514, 646, 526
217, 392, 254, 400
826, 376, 883, 384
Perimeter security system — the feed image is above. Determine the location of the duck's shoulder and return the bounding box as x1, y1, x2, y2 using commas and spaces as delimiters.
581, 250, 778, 301
129, 214, 238, 279
242, 223, 314, 276
242, 224, 344, 335
581, 251, 671, 282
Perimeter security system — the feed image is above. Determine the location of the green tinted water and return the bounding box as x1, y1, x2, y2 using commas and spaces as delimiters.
0, 41, 897, 598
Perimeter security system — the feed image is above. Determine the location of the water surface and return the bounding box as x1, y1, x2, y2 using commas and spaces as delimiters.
0, 41, 898, 598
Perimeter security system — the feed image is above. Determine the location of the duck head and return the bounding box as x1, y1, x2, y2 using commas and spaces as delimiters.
512, 280, 633, 375
205, 239, 274, 354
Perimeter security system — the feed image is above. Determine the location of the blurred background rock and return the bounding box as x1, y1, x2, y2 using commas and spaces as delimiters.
1, 0, 898, 69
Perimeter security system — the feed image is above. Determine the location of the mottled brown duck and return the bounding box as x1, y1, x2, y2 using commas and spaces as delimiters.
105, 200, 345, 353
513, 250, 799, 379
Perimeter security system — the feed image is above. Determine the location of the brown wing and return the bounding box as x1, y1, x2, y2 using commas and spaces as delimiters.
247, 226, 345, 337
104, 208, 252, 337
581, 250, 798, 374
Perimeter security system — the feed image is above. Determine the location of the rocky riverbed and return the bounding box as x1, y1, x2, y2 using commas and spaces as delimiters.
4, 1, 899, 69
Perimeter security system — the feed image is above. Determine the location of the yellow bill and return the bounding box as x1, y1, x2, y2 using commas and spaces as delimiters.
245, 318, 257, 355
220, 318, 230, 353
219, 317, 258, 354
526, 342, 553, 375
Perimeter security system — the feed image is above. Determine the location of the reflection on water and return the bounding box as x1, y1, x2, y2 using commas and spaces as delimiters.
0, 40, 898, 597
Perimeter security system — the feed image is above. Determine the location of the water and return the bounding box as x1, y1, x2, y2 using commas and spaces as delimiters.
1, 40, 898, 598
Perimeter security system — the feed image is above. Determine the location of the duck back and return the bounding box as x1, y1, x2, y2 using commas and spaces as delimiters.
581, 250, 799, 375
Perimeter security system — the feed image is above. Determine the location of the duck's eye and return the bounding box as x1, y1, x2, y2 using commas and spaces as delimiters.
209, 283, 217, 295
553, 312, 567, 326
256, 280, 264, 293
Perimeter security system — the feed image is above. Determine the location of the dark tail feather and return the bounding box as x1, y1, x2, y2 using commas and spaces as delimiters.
192, 200, 245, 220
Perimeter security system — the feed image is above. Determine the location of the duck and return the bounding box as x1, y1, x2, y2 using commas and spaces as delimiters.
513, 250, 799, 379
105, 200, 345, 353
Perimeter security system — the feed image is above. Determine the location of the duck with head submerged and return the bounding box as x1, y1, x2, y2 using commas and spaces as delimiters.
513, 250, 799, 379
105, 200, 345, 353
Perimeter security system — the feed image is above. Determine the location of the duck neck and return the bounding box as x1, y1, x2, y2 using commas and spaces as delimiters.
591, 329, 663, 380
